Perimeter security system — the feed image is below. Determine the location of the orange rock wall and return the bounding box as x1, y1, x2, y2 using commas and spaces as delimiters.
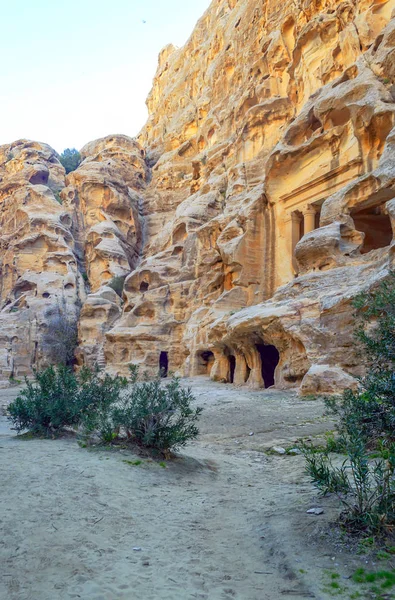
106, 0, 395, 392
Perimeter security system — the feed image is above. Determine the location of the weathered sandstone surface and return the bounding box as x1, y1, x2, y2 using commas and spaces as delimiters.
1, 0, 395, 393
62, 136, 146, 368
0, 141, 81, 379
0, 136, 145, 378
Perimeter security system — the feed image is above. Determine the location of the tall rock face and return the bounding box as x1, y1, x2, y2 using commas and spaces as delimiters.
106, 0, 395, 392
1, 0, 395, 393
0, 136, 145, 379
62, 136, 145, 368
0, 140, 82, 379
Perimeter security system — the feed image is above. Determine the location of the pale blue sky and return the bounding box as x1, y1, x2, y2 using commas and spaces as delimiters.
0, 0, 211, 153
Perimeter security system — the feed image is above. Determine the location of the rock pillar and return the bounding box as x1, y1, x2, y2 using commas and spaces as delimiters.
285, 211, 303, 276
304, 206, 317, 234
234, 353, 248, 386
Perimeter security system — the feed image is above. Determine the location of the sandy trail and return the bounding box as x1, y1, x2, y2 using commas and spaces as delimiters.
0, 378, 365, 600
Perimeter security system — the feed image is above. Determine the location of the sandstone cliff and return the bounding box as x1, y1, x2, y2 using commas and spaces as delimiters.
0, 136, 145, 379
1, 0, 395, 393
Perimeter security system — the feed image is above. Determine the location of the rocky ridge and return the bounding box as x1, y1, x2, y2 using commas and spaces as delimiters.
1, 0, 395, 393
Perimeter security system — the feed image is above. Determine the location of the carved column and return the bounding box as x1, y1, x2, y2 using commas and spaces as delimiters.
234, 353, 248, 386
285, 211, 302, 275
291, 212, 302, 250
210, 350, 230, 382
247, 346, 265, 389
304, 205, 316, 234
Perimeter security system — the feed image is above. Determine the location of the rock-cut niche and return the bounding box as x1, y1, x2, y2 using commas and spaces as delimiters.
159, 351, 169, 378
197, 350, 215, 375
351, 204, 393, 254
256, 343, 280, 388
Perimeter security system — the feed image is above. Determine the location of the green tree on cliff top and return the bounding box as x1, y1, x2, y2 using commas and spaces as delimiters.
59, 148, 81, 174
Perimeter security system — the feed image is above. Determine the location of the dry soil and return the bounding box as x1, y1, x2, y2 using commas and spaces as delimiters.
0, 378, 384, 599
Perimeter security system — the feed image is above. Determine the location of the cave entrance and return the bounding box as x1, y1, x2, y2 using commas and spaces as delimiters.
228, 355, 236, 384
256, 343, 280, 388
352, 205, 393, 254
140, 281, 149, 292
197, 351, 215, 375
159, 351, 169, 378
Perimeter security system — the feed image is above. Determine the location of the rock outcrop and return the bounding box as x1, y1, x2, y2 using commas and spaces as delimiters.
1, 0, 395, 393
0, 140, 81, 379
62, 135, 146, 368
0, 136, 145, 378
106, 0, 395, 393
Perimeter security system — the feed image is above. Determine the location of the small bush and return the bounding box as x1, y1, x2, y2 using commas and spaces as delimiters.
303, 438, 395, 531
107, 275, 126, 297
324, 274, 395, 450
59, 148, 81, 174
8, 364, 202, 455
112, 372, 203, 456
77, 367, 128, 442
7, 365, 127, 436
303, 273, 395, 533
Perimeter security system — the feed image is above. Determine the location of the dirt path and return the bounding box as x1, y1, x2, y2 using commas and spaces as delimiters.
0, 378, 377, 599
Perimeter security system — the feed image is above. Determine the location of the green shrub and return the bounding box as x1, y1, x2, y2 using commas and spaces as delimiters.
107, 275, 126, 297
111, 373, 202, 456
7, 365, 127, 436
304, 437, 395, 531
59, 148, 81, 174
8, 363, 202, 455
87, 366, 203, 455
325, 273, 395, 448
303, 273, 395, 533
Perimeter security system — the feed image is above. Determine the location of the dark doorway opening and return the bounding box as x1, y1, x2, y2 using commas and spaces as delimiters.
256, 344, 280, 388
159, 351, 168, 378
352, 205, 393, 254
198, 351, 215, 375
140, 281, 149, 292
228, 355, 236, 383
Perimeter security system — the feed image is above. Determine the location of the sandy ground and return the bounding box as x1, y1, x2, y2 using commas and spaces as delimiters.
0, 377, 383, 600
